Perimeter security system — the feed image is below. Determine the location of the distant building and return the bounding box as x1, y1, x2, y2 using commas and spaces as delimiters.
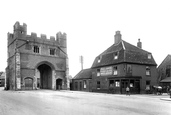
72, 68, 92, 91
6, 21, 69, 90
158, 55, 171, 86
73, 31, 158, 94
0, 72, 5, 87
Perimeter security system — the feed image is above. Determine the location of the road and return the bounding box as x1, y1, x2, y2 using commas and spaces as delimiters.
0, 87, 171, 115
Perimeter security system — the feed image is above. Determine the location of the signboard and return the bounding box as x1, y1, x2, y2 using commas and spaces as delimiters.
100, 66, 113, 76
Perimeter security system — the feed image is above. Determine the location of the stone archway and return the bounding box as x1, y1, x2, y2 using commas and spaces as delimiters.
37, 64, 52, 89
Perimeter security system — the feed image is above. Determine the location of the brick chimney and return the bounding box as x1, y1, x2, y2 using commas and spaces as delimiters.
114, 31, 122, 44
137, 39, 142, 48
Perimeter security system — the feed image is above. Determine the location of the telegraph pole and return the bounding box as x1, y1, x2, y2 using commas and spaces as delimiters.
79, 56, 83, 70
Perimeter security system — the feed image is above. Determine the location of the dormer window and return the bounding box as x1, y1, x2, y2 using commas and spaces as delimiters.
97, 56, 102, 63
114, 52, 119, 60
148, 53, 152, 59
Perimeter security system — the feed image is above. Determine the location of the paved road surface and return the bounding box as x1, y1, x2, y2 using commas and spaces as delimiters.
0, 87, 171, 115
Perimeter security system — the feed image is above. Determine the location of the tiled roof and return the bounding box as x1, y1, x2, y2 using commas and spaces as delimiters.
158, 54, 171, 69
91, 40, 157, 68
73, 68, 92, 80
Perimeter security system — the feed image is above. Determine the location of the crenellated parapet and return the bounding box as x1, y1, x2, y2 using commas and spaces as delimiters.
8, 21, 67, 51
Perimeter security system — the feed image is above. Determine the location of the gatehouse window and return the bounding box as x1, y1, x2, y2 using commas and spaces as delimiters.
50, 48, 55, 55
33, 45, 39, 53
113, 66, 118, 75
146, 66, 151, 76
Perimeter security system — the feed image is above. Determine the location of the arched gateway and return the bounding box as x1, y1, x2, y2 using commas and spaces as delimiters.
36, 61, 55, 89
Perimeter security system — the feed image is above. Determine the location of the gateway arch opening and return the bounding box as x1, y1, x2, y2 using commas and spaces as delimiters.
37, 64, 52, 89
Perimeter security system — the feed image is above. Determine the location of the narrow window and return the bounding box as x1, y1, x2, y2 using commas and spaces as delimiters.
113, 66, 118, 75
97, 69, 100, 76
83, 80, 87, 89
50, 48, 55, 55
33, 45, 39, 53
146, 66, 151, 76
97, 81, 100, 89
146, 80, 150, 90
127, 64, 132, 73
114, 52, 119, 60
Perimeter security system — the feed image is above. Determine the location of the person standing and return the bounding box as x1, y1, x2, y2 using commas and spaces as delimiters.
126, 86, 130, 96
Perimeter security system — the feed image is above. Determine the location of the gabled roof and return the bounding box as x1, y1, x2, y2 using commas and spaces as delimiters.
91, 40, 157, 68
158, 54, 171, 69
73, 68, 92, 80
0, 72, 5, 79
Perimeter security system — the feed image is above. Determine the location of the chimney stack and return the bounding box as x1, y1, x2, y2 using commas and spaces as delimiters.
137, 39, 142, 48
114, 31, 122, 44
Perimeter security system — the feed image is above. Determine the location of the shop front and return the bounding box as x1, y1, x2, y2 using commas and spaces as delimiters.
108, 76, 141, 94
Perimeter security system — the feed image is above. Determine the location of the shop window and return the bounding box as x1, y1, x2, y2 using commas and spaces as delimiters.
97, 81, 100, 89
33, 45, 39, 53
130, 80, 134, 88
146, 66, 151, 76
115, 80, 120, 87
114, 52, 119, 60
109, 80, 114, 87
50, 48, 55, 55
83, 80, 86, 89
97, 69, 100, 76
113, 66, 117, 75
166, 65, 171, 77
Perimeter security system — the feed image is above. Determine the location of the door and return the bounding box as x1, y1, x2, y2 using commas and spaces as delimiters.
121, 80, 129, 94
25, 78, 33, 90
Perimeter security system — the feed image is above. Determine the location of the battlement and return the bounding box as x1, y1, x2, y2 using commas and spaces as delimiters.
10, 21, 67, 47
14, 21, 27, 33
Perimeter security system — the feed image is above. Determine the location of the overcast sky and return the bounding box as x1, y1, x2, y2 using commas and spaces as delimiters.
0, 0, 171, 77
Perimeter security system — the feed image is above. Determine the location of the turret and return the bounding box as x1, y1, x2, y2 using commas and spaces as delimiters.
13, 21, 27, 38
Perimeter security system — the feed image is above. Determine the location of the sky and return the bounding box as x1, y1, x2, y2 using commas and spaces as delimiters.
0, 0, 171, 77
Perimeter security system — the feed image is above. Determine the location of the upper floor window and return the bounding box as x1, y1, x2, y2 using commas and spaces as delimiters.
113, 66, 118, 75
114, 52, 119, 60
146, 66, 151, 76
127, 64, 132, 74
97, 69, 100, 76
33, 45, 39, 53
148, 53, 152, 59
50, 48, 55, 55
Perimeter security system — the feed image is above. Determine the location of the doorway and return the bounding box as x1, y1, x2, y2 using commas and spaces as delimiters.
25, 78, 33, 90
37, 64, 52, 89
56, 78, 62, 90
